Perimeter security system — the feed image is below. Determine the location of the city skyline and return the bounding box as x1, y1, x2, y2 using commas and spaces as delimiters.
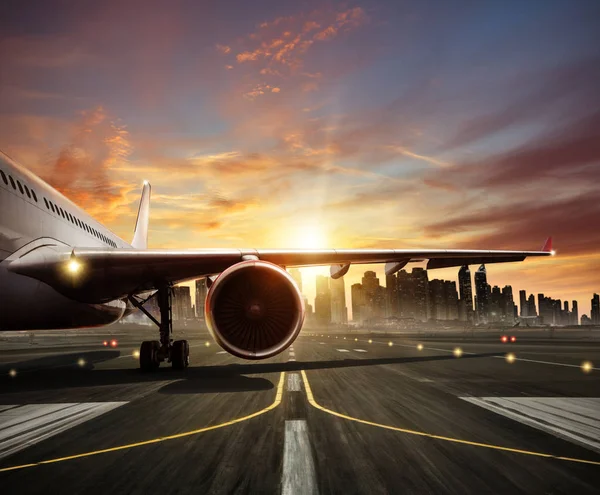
1, 1, 599, 314
167, 265, 597, 326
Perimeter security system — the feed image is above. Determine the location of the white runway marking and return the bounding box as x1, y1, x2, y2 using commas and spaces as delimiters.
216, 351, 228, 354
462, 397, 600, 454
289, 358, 296, 362
336, 349, 350, 353
0, 402, 127, 460
353, 349, 367, 353
319, 342, 325, 345
287, 373, 301, 392
281, 420, 318, 495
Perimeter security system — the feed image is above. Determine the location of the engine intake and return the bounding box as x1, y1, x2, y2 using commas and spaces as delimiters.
205, 260, 305, 359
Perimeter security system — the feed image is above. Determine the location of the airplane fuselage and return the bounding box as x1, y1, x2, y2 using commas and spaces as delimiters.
0, 152, 130, 330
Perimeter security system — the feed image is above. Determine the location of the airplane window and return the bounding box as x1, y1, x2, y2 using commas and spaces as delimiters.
0, 170, 7, 185
44, 198, 49, 209
68, 213, 74, 223
49, 201, 55, 213
23, 184, 31, 199
9, 175, 16, 189
31, 189, 37, 202
16, 180, 24, 195
59, 207, 65, 218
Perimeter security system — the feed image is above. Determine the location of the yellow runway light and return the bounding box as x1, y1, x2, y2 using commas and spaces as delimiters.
77, 358, 86, 367
581, 361, 593, 373
133, 350, 140, 358
205, 341, 210, 347
368, 339, 372, 344
9, 369, 17, 378
388, 341, 393, 347
417, 344, 423, 351
453, 347, 463, 358
506, 353, 516, 364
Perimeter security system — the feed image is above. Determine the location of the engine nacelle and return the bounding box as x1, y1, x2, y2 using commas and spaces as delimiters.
205, 260, 305, 359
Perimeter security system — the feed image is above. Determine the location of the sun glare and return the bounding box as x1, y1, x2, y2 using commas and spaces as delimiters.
289, 224, 327, 249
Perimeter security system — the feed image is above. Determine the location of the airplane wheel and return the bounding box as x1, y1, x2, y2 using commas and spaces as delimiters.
172, 340, 189, 370
140, 340, 160, 371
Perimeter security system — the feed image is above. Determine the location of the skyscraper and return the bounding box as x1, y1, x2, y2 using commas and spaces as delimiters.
519, 290, 528, 317
172, 285, 192, 321
362, 271, 386, 319
572, 300, 579, 325
351, 283, 366, 322
458, 265, 473, 321
444, 280, 459, 320
386, 273, 399, 317
315, 275, 332, 324
527, 294, 537, 317
592, 294, 600, 325
412, 268, 429, 321
330, 276, 347, 324
195, 278, 208, 319
474, 264, 489, 323
429, 279, 446, 320
501, 285, 515, 321
396, 269, 414, 318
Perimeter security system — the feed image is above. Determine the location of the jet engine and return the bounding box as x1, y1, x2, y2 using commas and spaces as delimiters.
205, 260, 305, 359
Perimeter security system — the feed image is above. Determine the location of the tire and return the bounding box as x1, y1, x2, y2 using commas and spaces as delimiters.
140, 340, 160, 371
172, 340, 189, 370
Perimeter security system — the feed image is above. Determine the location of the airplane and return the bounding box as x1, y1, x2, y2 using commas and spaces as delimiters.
0, 150, 554, 371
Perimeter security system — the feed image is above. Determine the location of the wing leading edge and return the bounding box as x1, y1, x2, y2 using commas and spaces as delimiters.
8, 238, 553, 304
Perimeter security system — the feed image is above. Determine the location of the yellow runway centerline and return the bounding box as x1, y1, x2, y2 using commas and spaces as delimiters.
0, 372, 286, 473
300, 370, 600, 467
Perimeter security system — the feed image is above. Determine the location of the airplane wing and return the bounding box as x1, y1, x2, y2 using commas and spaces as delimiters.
8, 238, 553, 304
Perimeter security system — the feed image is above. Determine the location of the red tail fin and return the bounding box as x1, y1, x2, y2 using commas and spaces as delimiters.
541, 237, 553, 252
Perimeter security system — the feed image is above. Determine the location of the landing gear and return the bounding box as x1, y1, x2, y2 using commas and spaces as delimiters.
171, 340, 190, 370
139, 340, 160, 371
129, 285, 190, 371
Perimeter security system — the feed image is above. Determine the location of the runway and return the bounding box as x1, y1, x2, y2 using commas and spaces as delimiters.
1, 329, 599, 494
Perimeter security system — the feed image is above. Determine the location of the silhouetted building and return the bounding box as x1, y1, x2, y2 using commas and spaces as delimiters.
173, 285, 192, 321
592, 294, 600, 325
351, 283, 366, 322
527, 294, 537, 317
195, 278, 208, 319
581, 314, 592, 326
396, 269, 414, 318
330, 277, 347, 324
572, 300, 579, 325
474, 265, 489, 323
315, 275, 332, 324
412, 268, 429, 321
386, 273, 399, 317
501, 285, 516, 322
519, 290, 528, 317
458, 265, 473, 322
429, 279, 446, 320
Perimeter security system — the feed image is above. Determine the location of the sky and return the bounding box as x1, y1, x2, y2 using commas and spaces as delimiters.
1, 0, 599, 317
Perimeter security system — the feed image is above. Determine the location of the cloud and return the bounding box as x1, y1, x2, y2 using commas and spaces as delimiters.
216, 44, 231, 54
216, 6, 368, 99
41, 106, 136, 221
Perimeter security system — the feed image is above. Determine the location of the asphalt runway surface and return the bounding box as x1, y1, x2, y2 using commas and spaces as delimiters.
1, 329, 599, 494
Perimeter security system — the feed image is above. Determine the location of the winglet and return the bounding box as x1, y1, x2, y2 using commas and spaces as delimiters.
131, 181, 151, 249
541, 236, 553, 253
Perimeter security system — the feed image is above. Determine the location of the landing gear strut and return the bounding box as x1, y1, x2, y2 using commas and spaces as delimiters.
128, 286, 189, 371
